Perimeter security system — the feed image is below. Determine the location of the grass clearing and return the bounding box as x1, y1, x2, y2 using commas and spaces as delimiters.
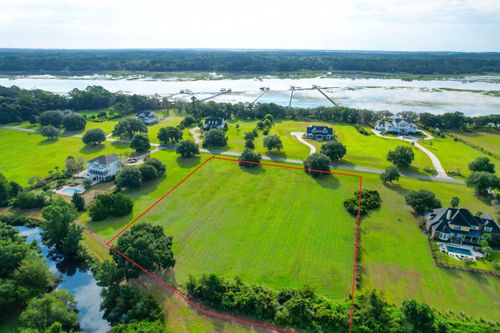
451, 130, 500, 157
0, 129, 131, 185
89, 155, 359, 300
360, 173, 499, 320
420, 136, 500, 177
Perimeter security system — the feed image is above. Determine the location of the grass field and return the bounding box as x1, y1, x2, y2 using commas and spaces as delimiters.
0, 129, 131, 185
89, 154, 359, 299
451, 130, 500, 157
420, 136, 500, 177
359, 173, 499, 320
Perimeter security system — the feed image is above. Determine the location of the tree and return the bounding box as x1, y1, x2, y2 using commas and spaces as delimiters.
401, 300, 435, 333
39, 110, 65, 128
64, 156, 84, 175
320, 141, 347, 161
89, 199, 108, 222
157, 126, 183, 144
116, 167, 142, 189
202, 129, 227, 148
82, 128, 106, 145
112, 118, 147, 139
303, 153, 331, 177
479, 233, 493, 257
14, 191, 46, 209
110, 321, 168, 333
468, 157, 495, 173
263, 135, 283, 152
89, 193, 133, 221
405, 190, 442, 215
143, 158, 166, 175
60, 223, 84, 257
109, 193, 134, 217
387, 146, 415, 169
41, 199, 79, 251
465, 171, 500, 195
19, 290, 79, 331
71, 192, 85, 211
176, 140, 200, 158
450, 196, 460, 208
179, 115, 196, 129
139, 164, 159, 182
264, 113, 274, 124
12, 256, 52, 303
130, 133, 150, 153
380, 166, 400, 183
112, 223, 175, 280
40, 125, 61, 139
245, 139, 255, 149
239, 149, 262, 167
62, 113, 86, 131
0, 173, 11, 207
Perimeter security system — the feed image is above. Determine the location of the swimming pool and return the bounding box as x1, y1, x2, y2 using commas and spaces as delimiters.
63, 188, 82, 195
446, 246, 472, 256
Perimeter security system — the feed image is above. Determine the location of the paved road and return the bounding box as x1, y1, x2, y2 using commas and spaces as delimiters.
371, 129, 451, 179
291, 132, 316, 155
1, 125, 464, 184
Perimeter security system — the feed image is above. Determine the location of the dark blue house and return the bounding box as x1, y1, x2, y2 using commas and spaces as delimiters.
306, 125, 333, 141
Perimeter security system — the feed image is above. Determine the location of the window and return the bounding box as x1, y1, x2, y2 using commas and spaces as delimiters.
485, 227, 493, 232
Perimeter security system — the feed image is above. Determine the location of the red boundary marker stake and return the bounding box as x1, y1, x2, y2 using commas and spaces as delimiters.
104, 156, 363, 333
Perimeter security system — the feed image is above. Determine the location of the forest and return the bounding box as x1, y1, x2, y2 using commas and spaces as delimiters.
0, 49, 499, 74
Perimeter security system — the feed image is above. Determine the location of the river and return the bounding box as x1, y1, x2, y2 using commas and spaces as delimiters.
17, 226, 110, 333
1, 74, 499, 116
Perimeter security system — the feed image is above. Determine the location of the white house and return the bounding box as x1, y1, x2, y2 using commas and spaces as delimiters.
375, 118, 418, 135
137, 111, 159, 125
84, 154, 122, 182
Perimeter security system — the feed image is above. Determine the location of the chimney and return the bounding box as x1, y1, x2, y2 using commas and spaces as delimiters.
446, 210, 452, 220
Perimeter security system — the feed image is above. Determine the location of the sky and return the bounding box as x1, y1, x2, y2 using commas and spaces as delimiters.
0, 0, 499, 51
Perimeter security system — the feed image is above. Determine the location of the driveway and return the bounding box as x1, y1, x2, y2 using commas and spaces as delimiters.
290, 132, 316, 155
189, 127, 202, 144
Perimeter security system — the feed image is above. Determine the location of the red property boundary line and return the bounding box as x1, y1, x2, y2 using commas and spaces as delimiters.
104, 155, 363, 333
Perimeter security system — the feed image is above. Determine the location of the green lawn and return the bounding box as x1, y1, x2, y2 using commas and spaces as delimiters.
0, 129, 131, 185
360, 173, 499, 320
146, 114, 183, 144
451, 130, 500, 157
88, 153, 359, 299
420, 136, 500, 178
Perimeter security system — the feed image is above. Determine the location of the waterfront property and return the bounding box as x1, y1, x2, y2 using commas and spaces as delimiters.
203, 117, 226, 131
137, 111, 160, 125
80, 154, 122, 183
425, 208, 499, 245
306, 125, 333, 141
375, 118, 418, 135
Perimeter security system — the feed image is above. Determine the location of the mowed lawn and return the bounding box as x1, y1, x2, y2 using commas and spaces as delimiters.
360, 173, 499, 320
451, 130, 500, 156
91, 155, 359, 299
420, 136, 500, 178
0, 129, 131, 185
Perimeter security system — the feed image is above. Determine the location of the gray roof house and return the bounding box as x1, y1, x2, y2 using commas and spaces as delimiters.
85, 154, 122, 182
137, 111, 159, 125
203, 117, 226, 131
306, 125, 333, 141
425, 208, 500, 245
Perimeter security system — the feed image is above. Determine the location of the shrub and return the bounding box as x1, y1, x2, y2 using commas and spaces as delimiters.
344, 190, 381, 216
320, 141, 347, 161
387, 145, 415, 169
303, 153, 331, 177
89, 192, 133, 221
62, 113, 86, 131
139, 164, 159, 182
116, 167, 142, 189
263, 135, 283, 152
202, 128, 227, 148
39, 110, 64, 127
130, 133, 151, 153
239, 149, 262, 167
176, 140, 200, 158
40, 125, 61, 139
82, 128, 106, 145
14, 191, 46, 209
405, 190, 442, 215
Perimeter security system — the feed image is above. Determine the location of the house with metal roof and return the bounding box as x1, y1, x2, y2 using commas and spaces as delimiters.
375, 118, 418, 135
203, 117, 226, 131
84, 154, 121, 182
425, 208, 499, 245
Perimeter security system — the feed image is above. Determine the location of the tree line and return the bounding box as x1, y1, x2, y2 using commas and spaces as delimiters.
1, 49, 499, 74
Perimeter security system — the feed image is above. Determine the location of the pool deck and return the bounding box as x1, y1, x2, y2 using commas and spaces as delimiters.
437, 242, 486, 261
54, 185, 86, 197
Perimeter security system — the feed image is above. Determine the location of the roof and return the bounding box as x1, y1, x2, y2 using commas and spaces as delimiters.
306, 125, 333, 135
427, 207, 499, 236
137, 111, 158, 118
204, 117, 225, 125
88, 154, 119, 165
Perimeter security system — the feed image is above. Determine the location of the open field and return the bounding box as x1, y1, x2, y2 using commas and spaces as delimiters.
90, 155, 359, 299
0, 129, 131, 185
359, 173, 499, 320
451, 130, 500, 157
420, 136, 500, 178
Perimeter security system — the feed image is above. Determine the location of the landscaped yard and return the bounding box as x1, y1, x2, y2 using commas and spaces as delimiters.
0, 129, 131, 185
420, 136, 500, 177
88, 153, 359, 299
359, 173, 499, 320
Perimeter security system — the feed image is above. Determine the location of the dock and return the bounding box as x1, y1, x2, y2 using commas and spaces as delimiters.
200, 89, 231, 102
288, 86, 295, 108
312, 85, 339, 107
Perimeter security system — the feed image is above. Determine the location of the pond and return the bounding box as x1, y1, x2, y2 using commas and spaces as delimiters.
1, 75, 499, 116
17, 226, 110, 333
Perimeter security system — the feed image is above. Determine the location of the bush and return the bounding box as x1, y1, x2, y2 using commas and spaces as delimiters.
40, 125, 61, 139
344, 190, 381, 216
62, 113, 86, 131
89, 192, 133, 221
380, 166, 400, 183
130, 133, 151, 153
139, 164, 159, 182
143, 158, 166, 175
157, 126, 183, 144
179, 115, 196, 129
320, 141, 347, 161
239, 149, 262, 167
39, 110, 65, 127
387, 145, 415, 169
263, 135, 283, 152
116, 167, 142, 189
355, 124, 369, 135
405, 190, 442, 215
